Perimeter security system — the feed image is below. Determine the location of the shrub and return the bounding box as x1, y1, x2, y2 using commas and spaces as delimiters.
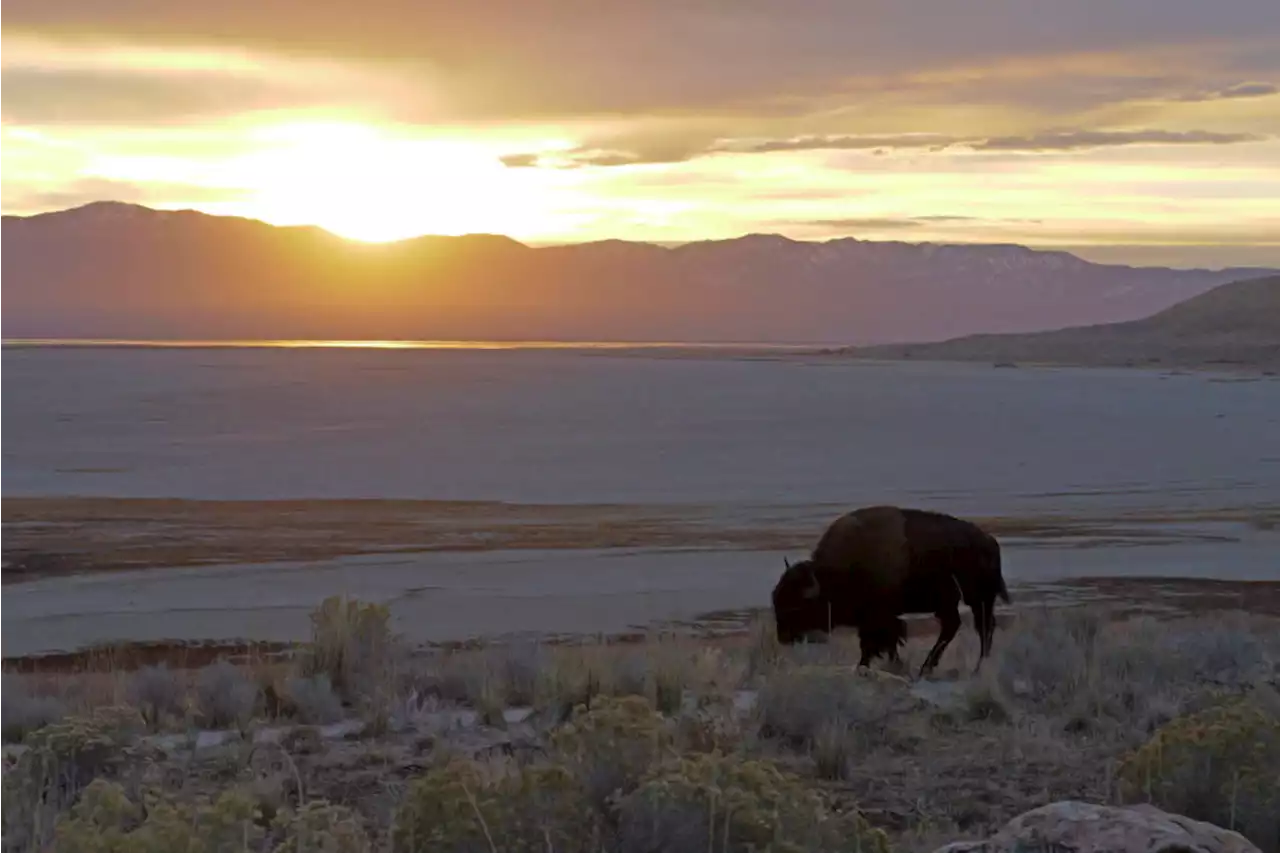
961, 676, 1012, 724
272, 800, 371, 853
755, 665, 894, 750
486, 640, 544, 707
283, 674, 344, 725
996, 608, 1101, 710
548, 695, 674, 814
2, 676, 68, 742
1103, 617, 1271, 691
126, 664, 185, 731
1167, 623, 1271, 687
298, 596, 394, 704
2, 707, 144, 852
999, 611, 1275, 729
392, 758, 600, 853
533, 648, 610, 722
50, 778, 265, 853
615, 751, 891, 853
1118, 695, 1280, 852
195, 660, 259, 730
744, 613, 783, 680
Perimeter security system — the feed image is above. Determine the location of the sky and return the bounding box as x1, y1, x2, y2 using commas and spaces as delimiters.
3, 0, 1279, 268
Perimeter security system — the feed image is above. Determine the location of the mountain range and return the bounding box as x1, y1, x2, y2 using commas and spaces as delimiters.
3, 202, 1275, 344
836, 273, 1280, 370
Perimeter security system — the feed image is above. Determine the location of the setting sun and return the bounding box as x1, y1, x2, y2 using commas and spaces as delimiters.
207, 122, 578, 242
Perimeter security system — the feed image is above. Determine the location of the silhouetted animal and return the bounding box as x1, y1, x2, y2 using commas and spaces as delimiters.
771, 505, 1009, 675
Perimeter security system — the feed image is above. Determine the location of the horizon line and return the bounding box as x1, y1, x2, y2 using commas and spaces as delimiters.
1, 338, 836, 351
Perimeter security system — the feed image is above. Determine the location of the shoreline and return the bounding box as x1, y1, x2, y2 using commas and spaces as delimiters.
6, 339, 1278, 375
5, 496, 1277, 584
5, 575, 1277, 673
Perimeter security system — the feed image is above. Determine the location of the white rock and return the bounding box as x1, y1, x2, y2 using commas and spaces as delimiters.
932, 801, 1262, 853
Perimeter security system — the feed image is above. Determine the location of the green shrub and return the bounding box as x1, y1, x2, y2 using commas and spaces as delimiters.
548, 695, 674, 814
1118, 696, 1280, 852
51, 779, 265, 853
272, 800, 371, 853
615, 751, 891, 853
2, 706, 144, 852
50, 780, 374, 853
392, 758, 600, 853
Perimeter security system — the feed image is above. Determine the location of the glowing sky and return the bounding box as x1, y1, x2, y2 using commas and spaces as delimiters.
3, 1, 1279, 266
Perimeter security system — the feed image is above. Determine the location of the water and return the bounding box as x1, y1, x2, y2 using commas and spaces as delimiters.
4, 346, 1278, 515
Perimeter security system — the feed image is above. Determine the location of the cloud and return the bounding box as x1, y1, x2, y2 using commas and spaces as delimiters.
972, 129, 1265, 151
0, 68, 294, 125
0, 36, 401, 126
727, 134, 960, 154
792, 217, 929, 230
1176, 81, 1278, 101
5, 1, 1279, 121
503, 127, 1268, 169
498, 153, 540, 168
784, 215, 1043, 233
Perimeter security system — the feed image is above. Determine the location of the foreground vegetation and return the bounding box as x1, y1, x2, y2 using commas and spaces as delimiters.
4, 598, 1278, 853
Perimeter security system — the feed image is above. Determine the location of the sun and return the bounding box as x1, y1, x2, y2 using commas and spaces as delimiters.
228, 122, 574, 242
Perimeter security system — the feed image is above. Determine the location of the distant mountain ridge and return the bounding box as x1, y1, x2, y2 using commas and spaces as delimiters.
837, 274, 1280, 369
3, 202, 1274, 343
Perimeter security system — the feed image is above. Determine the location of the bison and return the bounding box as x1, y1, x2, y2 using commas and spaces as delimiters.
771, 505, 1009, 676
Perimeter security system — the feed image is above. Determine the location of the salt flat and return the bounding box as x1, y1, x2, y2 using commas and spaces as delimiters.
5, 346, 1278, 512
3, 345, 1278, 656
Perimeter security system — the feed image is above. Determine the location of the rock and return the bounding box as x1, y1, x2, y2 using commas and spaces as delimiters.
933, 801, 1261, 853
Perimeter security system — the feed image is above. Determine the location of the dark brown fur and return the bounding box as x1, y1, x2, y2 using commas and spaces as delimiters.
772, 505, 1009, 675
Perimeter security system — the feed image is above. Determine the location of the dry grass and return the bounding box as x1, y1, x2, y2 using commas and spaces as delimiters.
3, 600, 1278, 853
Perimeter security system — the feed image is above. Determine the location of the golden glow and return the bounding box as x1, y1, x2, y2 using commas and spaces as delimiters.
85, 118, 593, 242
3, 35, 1279, 265
179, 122, 580, 242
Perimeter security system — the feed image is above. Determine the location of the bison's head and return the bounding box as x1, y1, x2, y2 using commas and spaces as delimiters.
771, 558, 830, 645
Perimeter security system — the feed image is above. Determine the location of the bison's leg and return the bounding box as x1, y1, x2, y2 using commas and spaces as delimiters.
856, 620, 900, 668
973, 599, 991, 657
919, 606, 962, 677
981, 595, 999, 657
969, 598, 992, 674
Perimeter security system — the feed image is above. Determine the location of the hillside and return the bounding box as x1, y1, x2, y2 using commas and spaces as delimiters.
3, 202, 1274, 343
836, 274, 1280, 369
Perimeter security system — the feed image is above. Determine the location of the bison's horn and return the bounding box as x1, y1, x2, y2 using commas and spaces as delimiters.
784, 558, 792, 570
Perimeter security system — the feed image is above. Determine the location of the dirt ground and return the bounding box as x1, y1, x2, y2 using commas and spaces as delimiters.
6, 497, 1275, 582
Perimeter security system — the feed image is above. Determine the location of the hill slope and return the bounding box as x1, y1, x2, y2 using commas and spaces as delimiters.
837, 274, 1280, 369
3, 202, 1274, 343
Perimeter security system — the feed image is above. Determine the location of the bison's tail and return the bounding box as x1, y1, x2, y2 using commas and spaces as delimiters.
991, 543, 1010, 604
997, 576, 1011, 604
